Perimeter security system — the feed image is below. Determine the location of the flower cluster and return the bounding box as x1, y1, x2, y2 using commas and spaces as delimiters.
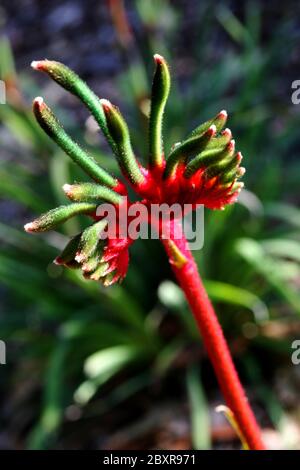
25, 54, 245, 285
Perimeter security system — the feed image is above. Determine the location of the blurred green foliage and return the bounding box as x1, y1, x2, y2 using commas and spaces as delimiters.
0, 0, 300, 449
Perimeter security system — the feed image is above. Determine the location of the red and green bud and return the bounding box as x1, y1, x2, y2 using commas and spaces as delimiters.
54, 223, 130, 286
81, 247, 103, 274
75, 220, 108, 264
89, 262, 110, 281
165, 125, 216, 178
206, 128, 232, 150
219, 153, 245, 184
185, 139, 236, 177
205, 144, 239, 179
188, 110, 228, 138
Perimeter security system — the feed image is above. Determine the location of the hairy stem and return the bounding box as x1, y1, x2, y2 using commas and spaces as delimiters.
160, 218, 265, 450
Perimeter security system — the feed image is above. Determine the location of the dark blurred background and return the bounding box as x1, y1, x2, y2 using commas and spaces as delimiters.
0, 0, 300, 450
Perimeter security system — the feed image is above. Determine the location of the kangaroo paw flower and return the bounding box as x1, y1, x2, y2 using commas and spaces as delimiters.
26, 54, 245, 279
25, 53, 265, 450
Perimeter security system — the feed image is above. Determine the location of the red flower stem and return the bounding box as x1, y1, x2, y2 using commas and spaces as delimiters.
160, 218, 265, 450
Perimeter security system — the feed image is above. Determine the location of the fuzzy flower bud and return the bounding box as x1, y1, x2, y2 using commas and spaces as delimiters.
149, 54, 171, 168
189, 110, 228, 137
100, 99, 145, 187
63, 183, 124, 205
33, 97, 118, 188
54, 220, 130, 286
31, 60, 117, 153
24, 203, 97, 233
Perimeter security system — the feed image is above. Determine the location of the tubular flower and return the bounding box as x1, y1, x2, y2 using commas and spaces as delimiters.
25, 55, 245, 284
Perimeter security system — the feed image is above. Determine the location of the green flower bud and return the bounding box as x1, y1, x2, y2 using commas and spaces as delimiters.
33, 97, 118, 188
54, 233, 82, 268
165, 125, 216, 178
89, 262, 110, 281
63, 183, 124, 205
188, 110, 228, 138
205, 150, 241, 179
185, 139, 235, 178
100, 99, 145, 186
149, 54, 171, 168
24, 203, 97, 233
75, 219, 108, 263
206, 128, 232, 150
31, 60, 117, 153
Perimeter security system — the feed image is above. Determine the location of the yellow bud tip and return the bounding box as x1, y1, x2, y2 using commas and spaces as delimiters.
100, 99, 113, 112
24, 222, 35, 232
153, 53, 165, 64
